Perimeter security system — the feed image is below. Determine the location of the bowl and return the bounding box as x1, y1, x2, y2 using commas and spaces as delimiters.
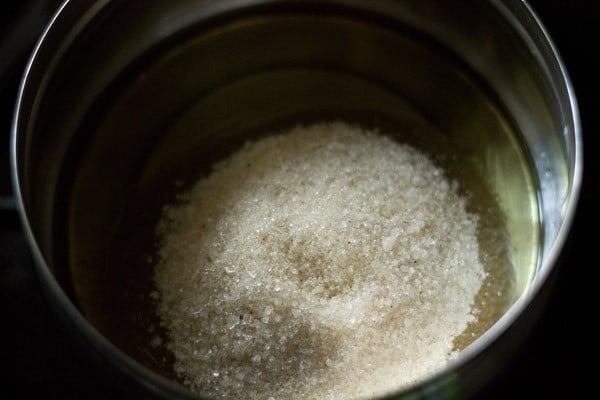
11, 0, 581, 398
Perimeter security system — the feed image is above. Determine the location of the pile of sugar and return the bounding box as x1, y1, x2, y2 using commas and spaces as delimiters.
153, 122, 486, 400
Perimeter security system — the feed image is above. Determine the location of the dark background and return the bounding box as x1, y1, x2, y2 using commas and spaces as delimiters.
1, 1, 596, 398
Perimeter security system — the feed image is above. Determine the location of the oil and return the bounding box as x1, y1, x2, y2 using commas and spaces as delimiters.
63, 12, 540, 388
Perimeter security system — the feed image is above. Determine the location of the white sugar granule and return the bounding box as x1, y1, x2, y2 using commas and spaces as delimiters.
153, 121, 486, 400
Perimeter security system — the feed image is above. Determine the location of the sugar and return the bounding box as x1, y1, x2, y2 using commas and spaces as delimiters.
153, 121, 486, 399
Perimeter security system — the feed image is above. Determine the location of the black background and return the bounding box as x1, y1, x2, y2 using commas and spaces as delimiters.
1, 1, 596, 398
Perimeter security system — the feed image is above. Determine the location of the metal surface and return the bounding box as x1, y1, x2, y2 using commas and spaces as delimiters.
10, 0, 581, 399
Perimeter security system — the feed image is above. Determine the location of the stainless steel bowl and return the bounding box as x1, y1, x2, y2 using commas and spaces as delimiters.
11, 0, 581, 398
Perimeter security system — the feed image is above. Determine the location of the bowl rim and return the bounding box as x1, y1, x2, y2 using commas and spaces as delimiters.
10, 0, 582, 398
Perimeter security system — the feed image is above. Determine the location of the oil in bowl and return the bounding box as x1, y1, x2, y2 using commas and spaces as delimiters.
63, 8, 539, 400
